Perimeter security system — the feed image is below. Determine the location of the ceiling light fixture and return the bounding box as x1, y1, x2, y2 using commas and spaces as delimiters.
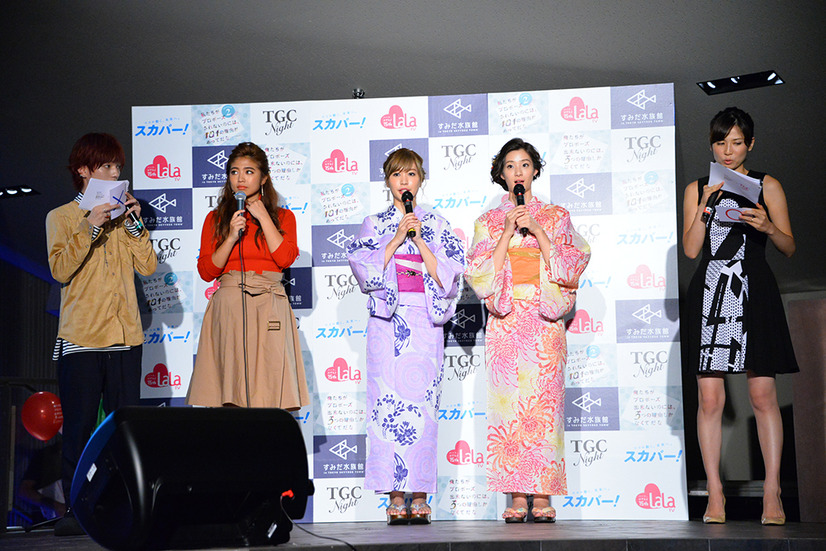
0, 186, 40, 198
697, 70, 784, 95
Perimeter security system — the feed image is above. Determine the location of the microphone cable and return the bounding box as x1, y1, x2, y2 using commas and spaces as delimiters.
279, 492, 357, 550
239, 220, 251, 408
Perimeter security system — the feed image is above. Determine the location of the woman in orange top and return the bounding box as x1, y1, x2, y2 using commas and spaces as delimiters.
187, 142, 309, 409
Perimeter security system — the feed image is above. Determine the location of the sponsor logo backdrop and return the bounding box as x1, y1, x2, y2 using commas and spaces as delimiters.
132, 82, 686, 521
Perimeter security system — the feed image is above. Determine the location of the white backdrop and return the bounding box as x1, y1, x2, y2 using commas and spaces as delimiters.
131, 82, 687, 522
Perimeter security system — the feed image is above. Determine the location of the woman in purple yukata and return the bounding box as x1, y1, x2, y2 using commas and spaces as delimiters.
347, 148, 464, 525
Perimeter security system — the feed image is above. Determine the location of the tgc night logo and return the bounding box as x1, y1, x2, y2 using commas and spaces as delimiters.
441, 143, 476, 170
444, 352, 481, 382
262, 109, 296, 136
570, 438, 607, 467
324, 272, 359, 300
624, 135, 662, 163
327, 485, 362, 514
630, 350, 668, 378
150, 237, 181, 263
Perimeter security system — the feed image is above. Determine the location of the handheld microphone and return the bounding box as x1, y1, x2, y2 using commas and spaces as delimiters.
701, 189, 723, 223
127, 211, 144, 233
234, 191, 247, 237
401, 190, 416, 239
513, 183, 528, 236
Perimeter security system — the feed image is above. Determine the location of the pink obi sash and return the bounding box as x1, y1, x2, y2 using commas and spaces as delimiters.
395, 254, 425, 292
508, 248, 540, 286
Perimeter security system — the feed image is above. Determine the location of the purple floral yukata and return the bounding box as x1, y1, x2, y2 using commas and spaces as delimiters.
347, 204, 464, 493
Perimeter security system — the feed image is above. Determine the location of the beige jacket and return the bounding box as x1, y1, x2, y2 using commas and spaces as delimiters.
46, 201, 157, 347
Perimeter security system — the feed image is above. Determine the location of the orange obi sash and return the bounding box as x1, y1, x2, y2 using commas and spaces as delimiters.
508, 247, 540, 285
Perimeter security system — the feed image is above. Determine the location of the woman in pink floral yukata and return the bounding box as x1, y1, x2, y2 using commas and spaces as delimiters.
465, 138, 590, 523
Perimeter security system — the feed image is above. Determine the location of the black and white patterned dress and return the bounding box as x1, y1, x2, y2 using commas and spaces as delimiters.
686, 172, 799, 376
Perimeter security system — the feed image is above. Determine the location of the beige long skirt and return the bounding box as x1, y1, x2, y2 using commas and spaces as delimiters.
186, 271, 310, 408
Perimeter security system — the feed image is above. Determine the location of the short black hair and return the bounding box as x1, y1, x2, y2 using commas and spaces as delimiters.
490, 138, 544, 191
709, 107, 754, 146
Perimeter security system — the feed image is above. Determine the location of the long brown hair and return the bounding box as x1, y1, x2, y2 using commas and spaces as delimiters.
213, 142, 283, 247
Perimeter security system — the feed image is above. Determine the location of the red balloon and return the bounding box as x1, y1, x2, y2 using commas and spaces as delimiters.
21, 392, 63, 441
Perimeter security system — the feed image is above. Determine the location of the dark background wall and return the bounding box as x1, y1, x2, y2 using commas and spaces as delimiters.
2, 1, 824, 293
1, 0, 823, 518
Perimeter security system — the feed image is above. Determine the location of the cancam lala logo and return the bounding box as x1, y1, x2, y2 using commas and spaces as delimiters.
561, 97, 599, 122
441, 143, 476, 170
570, 438, 607, 467
205, 279, 220, 300
325, 358, 362, 382
144, 363, 182, 389
262, 109, 296, 136
627, 265, 665, 289
380, 105, 417, 130
144, 155, 182, 181
635, 483, 676, 511
566, 310, 604, 334
447, 440, 484, 465
328, 485, 362, 514
322, 149, 358, 174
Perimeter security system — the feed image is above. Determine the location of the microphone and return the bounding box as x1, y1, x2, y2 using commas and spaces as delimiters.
234, 191, 247, 237
127, 210, 144, 234
701, 189, 723, 223
513, 183, 528, 236
401, 190, 416, 239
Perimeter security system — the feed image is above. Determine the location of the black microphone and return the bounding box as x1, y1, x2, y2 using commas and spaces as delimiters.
513, 183, 528, 236
401, 190, 416, 239
701, 189, 723, 223
123, 191, 144, 233
235, 191, 246, 237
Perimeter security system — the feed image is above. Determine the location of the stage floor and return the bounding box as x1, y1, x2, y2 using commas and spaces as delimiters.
3, 520, 826, 551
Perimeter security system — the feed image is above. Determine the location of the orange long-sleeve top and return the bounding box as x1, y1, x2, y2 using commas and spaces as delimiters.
197, 208, 299, 282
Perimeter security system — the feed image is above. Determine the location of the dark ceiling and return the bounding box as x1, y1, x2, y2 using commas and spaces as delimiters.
2, 1, 824, 293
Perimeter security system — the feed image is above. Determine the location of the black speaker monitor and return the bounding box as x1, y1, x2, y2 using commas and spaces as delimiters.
70, 406, 312, 550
